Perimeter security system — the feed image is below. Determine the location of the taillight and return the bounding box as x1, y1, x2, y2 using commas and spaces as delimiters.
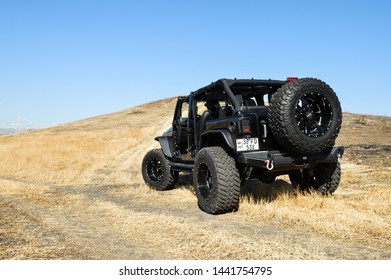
238, 119, 251, 134
287, 77, 298, 82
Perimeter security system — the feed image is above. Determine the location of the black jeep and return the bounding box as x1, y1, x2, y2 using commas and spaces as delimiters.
142, 78, 344, 214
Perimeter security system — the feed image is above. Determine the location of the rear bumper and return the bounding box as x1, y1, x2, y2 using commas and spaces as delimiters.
237, 146, 344, 172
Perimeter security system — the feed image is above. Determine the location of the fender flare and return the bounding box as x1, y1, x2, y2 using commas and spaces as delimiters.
154, 136, 174, 159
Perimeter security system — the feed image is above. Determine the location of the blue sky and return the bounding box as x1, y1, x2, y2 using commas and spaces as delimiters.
1, 0, 390, 129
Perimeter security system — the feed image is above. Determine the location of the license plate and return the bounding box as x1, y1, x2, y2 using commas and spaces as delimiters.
236, 138, 259, 151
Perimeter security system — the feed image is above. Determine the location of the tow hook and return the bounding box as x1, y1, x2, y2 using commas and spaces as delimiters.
338, 153, 342, 163
265, 158, 274, 171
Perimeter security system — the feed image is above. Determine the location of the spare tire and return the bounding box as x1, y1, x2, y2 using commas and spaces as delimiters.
268, 78, 342, 154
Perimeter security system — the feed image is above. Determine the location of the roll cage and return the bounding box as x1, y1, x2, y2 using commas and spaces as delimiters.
171, 78, 289, 161
190, 78, 287, 111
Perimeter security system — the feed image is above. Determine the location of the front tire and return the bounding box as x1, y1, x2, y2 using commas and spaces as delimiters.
142, 149, 177, 191
193, 147, 241, 214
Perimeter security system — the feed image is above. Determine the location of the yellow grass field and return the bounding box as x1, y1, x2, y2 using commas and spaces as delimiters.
1, 98, 390, 259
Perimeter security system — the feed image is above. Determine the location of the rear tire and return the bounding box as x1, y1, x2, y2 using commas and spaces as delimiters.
289, 161, 341, 195
142, 149, 177, 191
193, 147, 241, 214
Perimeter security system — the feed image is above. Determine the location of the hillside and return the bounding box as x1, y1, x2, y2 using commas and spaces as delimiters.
0, 98, 390, 259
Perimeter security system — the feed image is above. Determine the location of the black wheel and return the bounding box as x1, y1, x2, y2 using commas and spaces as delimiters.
289, 161, 341, 195
142, 149, 177, 191
269, 78, 342, 154
193, 147, 241, 214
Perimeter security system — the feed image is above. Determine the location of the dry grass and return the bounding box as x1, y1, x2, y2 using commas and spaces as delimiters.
1, 97, 391, 260
0, 179, 326, 260
0, 97, 177, 185
238, 175, 391, 250
0, 130, 145, 185
337, 113, 391, 146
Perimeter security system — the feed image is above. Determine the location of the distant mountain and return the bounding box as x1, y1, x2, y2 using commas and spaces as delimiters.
0, 128, 28, 134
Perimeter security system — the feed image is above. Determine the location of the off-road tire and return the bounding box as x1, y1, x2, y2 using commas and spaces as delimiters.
142, 149, 177, 191
268, 78, 342, 154
289, 161, 341, 195
193, 147, 241, 214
